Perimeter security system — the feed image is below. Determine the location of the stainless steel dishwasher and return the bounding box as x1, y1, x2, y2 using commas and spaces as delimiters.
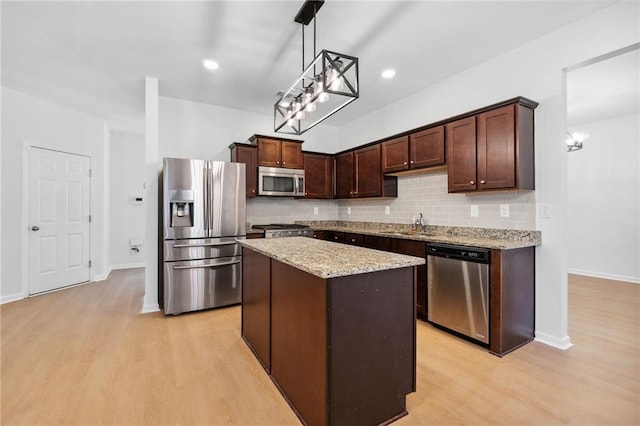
427, 243, 490, 344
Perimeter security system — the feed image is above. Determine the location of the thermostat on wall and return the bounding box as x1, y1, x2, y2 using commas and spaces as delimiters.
130, 196, 143, 206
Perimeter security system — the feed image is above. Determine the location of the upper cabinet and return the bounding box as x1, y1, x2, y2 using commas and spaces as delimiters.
382, 126, 445, 173
303, 152, 333, 199
335, 145, 397, 199
249, 135, 304, 169
229, 143, 258, 198
446, 100, 535, 193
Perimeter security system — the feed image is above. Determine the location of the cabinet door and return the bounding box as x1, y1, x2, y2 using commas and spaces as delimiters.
334, 152, 354, 198
281, 141, 304, 169
304, 153, 333, 199
328, 231, 345, 243
362, 235, 392, 252
354, 144, 382, 198
410, 126, 445, 169
257, 138, 282, 167
312, 230, 328, 240
446, 116, 477, 193
232, 145, 258, 197
344, 233, 364, 246
391, 239, 427, 318
381, 136, 409, 173
477, 104, 515, 190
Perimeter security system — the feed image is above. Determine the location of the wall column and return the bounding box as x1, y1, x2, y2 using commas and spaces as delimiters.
143, 77, 160, 313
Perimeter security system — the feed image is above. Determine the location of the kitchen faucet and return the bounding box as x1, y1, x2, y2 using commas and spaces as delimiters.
419, 212, 425, 232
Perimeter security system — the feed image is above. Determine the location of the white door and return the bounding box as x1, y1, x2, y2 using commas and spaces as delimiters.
28, 147, 91, 295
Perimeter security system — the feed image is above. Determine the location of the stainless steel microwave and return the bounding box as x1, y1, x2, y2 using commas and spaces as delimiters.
258, 166, 305, 197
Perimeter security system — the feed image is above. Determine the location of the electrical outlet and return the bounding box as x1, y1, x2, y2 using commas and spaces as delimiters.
538, 203, 552, 218
313, 206, 319, 215
347, 207, 352, 215
500, 204, 510, 217
385, 206, 390, 215
470, 205, 479, 217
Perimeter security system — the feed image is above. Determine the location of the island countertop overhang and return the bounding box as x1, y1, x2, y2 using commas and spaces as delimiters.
239, 236, 425, 279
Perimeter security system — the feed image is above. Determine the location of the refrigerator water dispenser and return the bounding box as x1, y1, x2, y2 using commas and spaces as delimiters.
169, 189, 194, 227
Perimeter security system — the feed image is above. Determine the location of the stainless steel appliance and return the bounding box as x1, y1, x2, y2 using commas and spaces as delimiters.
161, 158, 245, 315
258, 166, 305, 197
427, 243, 491, 344
252, 223, 313, 238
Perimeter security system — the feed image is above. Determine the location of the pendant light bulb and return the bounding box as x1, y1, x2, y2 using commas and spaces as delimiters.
305, 87, 316, 112
328, 59, 344, 91
294, 97, 305, 120
315, 75, 329, 103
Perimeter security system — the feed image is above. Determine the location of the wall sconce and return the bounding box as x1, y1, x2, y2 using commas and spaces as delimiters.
274, 0, 359, 135
566, 131, 587, 152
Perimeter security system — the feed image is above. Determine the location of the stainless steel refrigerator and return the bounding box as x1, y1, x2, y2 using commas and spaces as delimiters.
160, 158, 246, 315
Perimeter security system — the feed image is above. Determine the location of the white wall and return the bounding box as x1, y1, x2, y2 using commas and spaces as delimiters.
568, 114, 640, 282
1, 87, 110, 302
334, 1, 639, 348
109, 131, 146, 268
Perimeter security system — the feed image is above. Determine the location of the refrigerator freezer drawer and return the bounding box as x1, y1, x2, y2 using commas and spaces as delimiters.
163, 256, 242, 315
163, 237, 243, 262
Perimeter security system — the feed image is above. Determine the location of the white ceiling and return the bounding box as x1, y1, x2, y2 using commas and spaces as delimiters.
2, 1, 618, 134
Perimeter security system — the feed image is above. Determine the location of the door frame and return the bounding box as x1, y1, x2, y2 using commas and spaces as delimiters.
22, 142, 94, 297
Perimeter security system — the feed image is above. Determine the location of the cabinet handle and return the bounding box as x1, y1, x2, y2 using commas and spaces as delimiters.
410, 160, 415, 164
403, 161, 407, 165
351, 238, 356, 242
276, 161, 280, 165
470, 180, 475, 185
282, 161, 286, 165
480, 180, 486, 184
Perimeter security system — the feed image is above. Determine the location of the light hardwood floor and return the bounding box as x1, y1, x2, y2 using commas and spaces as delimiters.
1, 270, 638, 425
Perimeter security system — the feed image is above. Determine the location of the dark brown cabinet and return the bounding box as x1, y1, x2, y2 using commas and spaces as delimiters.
303, 152, 333, 199
311, 230, 328, 240
362, 234, 392, 252
334, 151, 354, 198
249, 135, 304, 169
344, 233, 364, 246
382, 126, 445, 173
334, 145, 397, 199
391, 239, 427, 320
446, 102, 535, 193
229, 143, 258, 198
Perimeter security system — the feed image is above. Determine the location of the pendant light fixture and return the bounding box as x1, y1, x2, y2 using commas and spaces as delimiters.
274, 0, 359, 135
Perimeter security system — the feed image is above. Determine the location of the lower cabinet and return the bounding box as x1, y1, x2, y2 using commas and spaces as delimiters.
391, 239, 427, 320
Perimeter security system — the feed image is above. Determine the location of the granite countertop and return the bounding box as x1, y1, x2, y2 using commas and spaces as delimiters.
297, 221, 541, 250
239, 237, 425, 279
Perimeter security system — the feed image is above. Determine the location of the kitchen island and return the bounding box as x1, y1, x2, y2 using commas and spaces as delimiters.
239, 237, 424, 426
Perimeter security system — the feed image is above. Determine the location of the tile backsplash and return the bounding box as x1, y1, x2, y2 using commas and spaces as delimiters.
247, 170, 536, 230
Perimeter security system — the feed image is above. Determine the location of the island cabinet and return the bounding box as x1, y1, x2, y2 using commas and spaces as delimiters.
249, 135, 304, 169
334, 145, 398, 199
241, 239, 420, 426
229, 143, 258, 198
381, 126, 445, 173
303, 152, 333, 199
446, 100, 536, 193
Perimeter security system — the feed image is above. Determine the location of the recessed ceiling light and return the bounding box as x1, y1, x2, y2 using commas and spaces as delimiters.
203, 59, 219, 70
381, 69, 396, 79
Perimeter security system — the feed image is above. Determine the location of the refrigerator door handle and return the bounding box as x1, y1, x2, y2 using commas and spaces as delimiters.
172, 241, 237, 248
172, 259, 241, 270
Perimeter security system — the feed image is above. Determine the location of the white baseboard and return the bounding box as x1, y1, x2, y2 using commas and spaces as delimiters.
111, 263, 146, 270
142, 303, 160, 314
535, 331, 573, 350
0, 292, 26, 305
93, 267, 112, 282
568, 269, 639, 284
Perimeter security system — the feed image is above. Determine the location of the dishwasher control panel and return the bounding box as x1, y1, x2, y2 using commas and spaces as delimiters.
426, 243, 490, 264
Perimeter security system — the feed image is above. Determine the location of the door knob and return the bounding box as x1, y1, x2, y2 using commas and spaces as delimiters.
31, 226, 40, 231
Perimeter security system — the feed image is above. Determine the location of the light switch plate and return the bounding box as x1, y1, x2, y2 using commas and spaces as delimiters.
470, 205, 479, 217
500, 204, 510, 217
538, 203, 552, 218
